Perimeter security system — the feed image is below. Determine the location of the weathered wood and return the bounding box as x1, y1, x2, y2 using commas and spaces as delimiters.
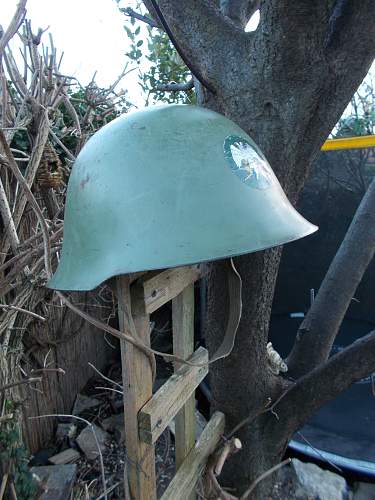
172, 283, 196, 500
161, 412, 225, 500
139, 265, 201, 314
22, 292, 113, 453
117, 276, 156, 500
138, 346, 208, 444
49, 448, 80, 465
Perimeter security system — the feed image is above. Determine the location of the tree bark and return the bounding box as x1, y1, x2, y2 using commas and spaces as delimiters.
143, 0, 375, 496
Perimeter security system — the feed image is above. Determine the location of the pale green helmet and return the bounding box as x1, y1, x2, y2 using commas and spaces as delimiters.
48, 104, 317, 291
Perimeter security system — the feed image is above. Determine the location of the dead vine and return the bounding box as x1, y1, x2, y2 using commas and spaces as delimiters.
0, 3, 131, 443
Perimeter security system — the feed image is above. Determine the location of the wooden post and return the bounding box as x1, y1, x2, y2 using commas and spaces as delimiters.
172, 283, 196, 500
117, 276, 156, 500
115, 267, 223, 500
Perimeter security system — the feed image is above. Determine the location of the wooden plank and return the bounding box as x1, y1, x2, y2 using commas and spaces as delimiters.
117, 275, 156, 500
161, 412, 225, 500
138, 347, 208, 444
139, 265, 201, 314
49, 448, 80, 465
172, 284, 196, 479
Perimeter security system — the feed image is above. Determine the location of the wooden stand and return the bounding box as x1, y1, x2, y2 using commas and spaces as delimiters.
117, 265, 225, 500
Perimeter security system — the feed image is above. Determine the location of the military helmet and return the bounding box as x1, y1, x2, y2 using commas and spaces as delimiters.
48, 104, 317, 291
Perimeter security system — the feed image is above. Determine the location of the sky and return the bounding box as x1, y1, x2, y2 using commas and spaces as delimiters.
2, 0, 143, 101
2, 0, 260, 106
2, 1, 371, 115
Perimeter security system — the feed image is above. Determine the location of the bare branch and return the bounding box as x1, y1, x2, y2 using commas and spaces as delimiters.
154, 79, 194, 92
0, 0, 27, 56
274, 330, 375, 436
88, 362, 123, 389
0, 376, 42, 393
0, 175, 20, 254
49, 128, 76, 161
287, 175, 375, 376
0, 304, 46, 322
240, 459, 291, 500
0, 128, 51, 275
121, 7, 160, 29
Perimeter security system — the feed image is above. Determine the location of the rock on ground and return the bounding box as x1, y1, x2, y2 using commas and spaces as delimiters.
353, 481, 375, 500
30, 464, 76, 500
76, 424, 110, 461
56, 422, 77, 442
72, 394, 100, 415
275, 458, 349, 500
292, 459, 348, 500
101, 413, 126, 442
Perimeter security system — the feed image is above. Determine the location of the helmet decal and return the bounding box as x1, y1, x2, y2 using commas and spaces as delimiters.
224, 135, 273, 190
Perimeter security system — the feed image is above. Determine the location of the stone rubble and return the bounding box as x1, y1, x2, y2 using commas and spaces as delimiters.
30, 464, 76, 500
76, 424, 110, 461
353, 481, 375, 500
72, 394, 101, 415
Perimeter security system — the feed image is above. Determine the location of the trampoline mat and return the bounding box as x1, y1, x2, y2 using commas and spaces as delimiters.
269, 315, 375, 474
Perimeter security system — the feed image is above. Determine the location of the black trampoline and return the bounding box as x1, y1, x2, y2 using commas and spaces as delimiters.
269, 313, 375, 477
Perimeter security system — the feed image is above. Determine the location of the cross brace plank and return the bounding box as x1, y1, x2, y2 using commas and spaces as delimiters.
161, 412, 225, 500
138, 347, 208, 444
138, 265, 202, 314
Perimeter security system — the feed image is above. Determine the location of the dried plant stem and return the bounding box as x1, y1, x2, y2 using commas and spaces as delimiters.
88, 362, 123, 389
0, 0, 27, 56
0, 376, 42, 393
0, 304, 45, 322
0, 128, 51, 276
11, 109, 50, 231
215, 438, 242, 476
240, 459, 291, 500
9, 481, 17, 500
49, 128, 76, 161
0, 473, 8, 500
0, 178, 20, 253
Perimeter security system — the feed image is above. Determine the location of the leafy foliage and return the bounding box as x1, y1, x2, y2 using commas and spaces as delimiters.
122, 9, 195, 104
0, 402, 37, 500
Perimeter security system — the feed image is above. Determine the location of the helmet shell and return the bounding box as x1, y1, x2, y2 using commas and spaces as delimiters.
48, 104, 317, 291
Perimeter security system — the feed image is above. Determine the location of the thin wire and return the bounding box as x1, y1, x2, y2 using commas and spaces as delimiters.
296, 431, 343, 473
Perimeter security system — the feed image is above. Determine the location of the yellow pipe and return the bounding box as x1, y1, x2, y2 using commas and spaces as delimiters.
321, 135, 375, 151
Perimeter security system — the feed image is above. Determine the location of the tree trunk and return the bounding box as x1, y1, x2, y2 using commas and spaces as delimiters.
206, 250, 285, 496
141, 0, 375, 495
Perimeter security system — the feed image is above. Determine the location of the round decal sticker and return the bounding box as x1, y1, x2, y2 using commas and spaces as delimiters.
224, 135, 273, 190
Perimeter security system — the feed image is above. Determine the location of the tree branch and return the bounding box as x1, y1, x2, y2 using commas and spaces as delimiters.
287, 174, 375, 376
153, 79, 194, 92
274, 330, 375, 436
120, 7, 160, 29
0, 0, 27, 56
326, 0, 375, 66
